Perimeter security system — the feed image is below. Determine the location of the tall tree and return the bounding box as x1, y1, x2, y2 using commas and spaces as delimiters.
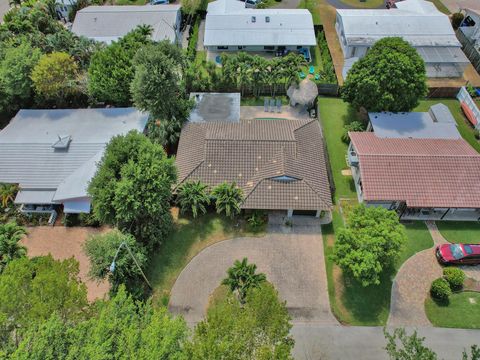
211, 182, 243, 219
222, 258, 266, 304
0, 222, 27, 273
0, 183, 17, 208
84, 230, 147, 295
342, 37, 427, 112
188, 282, 294, 359
384, 328, 437, 360
87, 28, 151, 105
331, 204, 407, 286
88, 131, 177, 250
131, 41, 193, 146
176, 181, 211, 218
31, 52, 79, 106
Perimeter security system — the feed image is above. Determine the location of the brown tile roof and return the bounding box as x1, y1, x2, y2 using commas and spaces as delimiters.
176, 119, 332, 211
349, 132, 480, 208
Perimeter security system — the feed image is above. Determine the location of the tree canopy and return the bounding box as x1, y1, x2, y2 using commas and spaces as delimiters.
88, 131, 177, 250
331, 204, 407, 286
0, 222, 27, 273
342, 37, 427, 112
131, 41, 193, 146
176, 180, 211, 218
211, 182, 243, 219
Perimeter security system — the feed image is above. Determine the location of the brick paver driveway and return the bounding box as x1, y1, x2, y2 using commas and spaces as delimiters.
169, 224, 338, 326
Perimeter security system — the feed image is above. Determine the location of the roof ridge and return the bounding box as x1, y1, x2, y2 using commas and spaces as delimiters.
301, 177, 332, 208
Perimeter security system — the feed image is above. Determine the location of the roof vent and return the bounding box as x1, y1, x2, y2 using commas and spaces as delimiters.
52, 135, 72, 150
252, 16, 256, 22
265, 16, 270, 22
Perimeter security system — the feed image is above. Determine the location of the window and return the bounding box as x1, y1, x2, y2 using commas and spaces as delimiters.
464, 245, 473, 255
264, 46, 275, 50
265, 16, 270, 22
238, 46, 245, 50
297, 46, 302, 50
450, 244, 465, 260
252, 16, 256, 23
217, 46, 229, 50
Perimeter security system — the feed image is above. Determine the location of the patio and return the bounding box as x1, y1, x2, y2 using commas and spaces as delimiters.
240, 105, 311, 121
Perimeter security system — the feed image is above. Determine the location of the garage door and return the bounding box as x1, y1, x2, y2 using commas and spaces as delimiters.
292, 210, 317, 216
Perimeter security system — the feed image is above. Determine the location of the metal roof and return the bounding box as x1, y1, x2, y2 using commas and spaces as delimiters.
337, 0, 461, 48
204, 0, 316, 46
369, 105, 461, 139
0, 108, 147, 205
72, 5, 181, 44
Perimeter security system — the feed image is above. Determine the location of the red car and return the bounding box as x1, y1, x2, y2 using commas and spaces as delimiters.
435, 244, 480, 265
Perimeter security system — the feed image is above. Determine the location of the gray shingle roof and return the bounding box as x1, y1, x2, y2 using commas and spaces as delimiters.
176, 119, 332, 211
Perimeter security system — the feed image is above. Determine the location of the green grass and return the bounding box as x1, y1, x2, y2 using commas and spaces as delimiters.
318, 97, 359, 201
147, 211, 266, 307
414, 99, 480, 153
425, 292, 480, 329
297, 0, 322, 25
436, 222, 480, 244
323, 215, 434, 325
337, 0, 384, 8
114, 0, 146, 5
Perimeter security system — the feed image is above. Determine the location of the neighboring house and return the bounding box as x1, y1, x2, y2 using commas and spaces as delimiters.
176, 119, 332, 218
367, 103, 461, 139
56, 0, 75, 21
458, 8, 480, 73
347, 132, 480, 221
204, 0, 316, 58
71, 5, 181, 44
335, 0, 470, 78
0, 108, 147, 214
189, 93, 241, 123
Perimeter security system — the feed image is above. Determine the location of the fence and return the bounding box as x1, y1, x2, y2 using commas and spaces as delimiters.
456, 29, 480, 74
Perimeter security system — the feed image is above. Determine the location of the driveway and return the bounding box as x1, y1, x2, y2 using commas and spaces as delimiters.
21, 226, 110, 302
169, 224, 338, 326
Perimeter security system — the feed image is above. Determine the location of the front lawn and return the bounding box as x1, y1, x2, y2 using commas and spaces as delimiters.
425, 292, 480, 329
297, 0, 322, 25
147, 210, 266, 307
436, 222, 480, 244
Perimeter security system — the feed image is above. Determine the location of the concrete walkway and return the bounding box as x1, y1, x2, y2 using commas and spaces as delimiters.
387, 221, 446, 327
292, 325, 480, 360
169, 224, 338, 326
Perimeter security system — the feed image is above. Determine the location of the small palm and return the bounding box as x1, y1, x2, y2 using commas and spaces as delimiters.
212, 182, 243, 219
0, 222, 27, 272
222, 258, 266, 303
177, 181, 210, 218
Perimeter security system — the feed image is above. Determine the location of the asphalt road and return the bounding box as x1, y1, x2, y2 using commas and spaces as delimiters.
292, 325, 480, 360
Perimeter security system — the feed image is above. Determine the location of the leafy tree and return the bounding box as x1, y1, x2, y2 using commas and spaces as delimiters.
384, 328, 437, 360
88, 131, 177, 250
211, 182, 243, 219
0, 183, 17, 208
84, 230, 147, 295
341, 120, 365, 143
131, 42, 193, 146
463, 345, 480, 360
66, 286, 189, 360
176, 181, 211, 218
31, 52, 79, 105
222, 258, 266, 304
0, 256, 87, 344
0, 40, 41, 113
331, 204, 407, 286
0, 222, 27, 273
342, 37, 427, 112
88, 28, 151, 105
188, 282, 293, 359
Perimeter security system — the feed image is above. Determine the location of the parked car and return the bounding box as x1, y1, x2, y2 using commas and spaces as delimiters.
435, 243, 480, 265
238, 0, 259, 8
150, 0, 169, 4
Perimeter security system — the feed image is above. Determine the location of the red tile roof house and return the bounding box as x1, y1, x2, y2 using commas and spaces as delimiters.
175, 119, 332, 219
347, 132, 480, 221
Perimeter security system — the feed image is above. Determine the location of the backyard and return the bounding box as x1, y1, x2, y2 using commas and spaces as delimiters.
147, 209, 266, 307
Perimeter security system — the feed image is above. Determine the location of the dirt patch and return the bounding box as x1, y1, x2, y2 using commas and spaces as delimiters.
21, 226, 111, 302
341, 169, 352, 176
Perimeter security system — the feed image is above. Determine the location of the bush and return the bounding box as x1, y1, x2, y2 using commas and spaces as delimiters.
246, 211, 266, 231
430, 277, 452, 302
443, 267, 465, 290
341, 121, 365, 143
451, 12, 464, 30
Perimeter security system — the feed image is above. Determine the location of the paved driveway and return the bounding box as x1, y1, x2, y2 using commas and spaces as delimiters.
169, 224, 338, 325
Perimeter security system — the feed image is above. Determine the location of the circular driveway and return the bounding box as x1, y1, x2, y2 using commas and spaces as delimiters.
169, 225, 338, 325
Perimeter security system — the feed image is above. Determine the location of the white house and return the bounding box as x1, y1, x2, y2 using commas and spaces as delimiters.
204, 0, 316, 58
0, 108, 147, 214
335, 0, 470, 78
71, 5, 182, 44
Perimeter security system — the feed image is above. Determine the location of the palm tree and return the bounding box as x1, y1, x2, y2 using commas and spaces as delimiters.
176, 180, 211, 218
0, 183, 18, 208
0, 222, 27, 273
211, 182, 243, 219
222, 258, 266, 304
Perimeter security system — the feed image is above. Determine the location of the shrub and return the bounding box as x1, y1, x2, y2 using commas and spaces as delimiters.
430, 277, 452, 302
247, 211, 266, 231
341, 121, 365, 143
443, 267, 465, 290
451, 12, 464, 30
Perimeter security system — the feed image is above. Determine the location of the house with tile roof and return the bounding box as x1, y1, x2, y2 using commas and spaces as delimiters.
0, 108, 147, 214
175, 119, 332, 218
347, 132, 480, 221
